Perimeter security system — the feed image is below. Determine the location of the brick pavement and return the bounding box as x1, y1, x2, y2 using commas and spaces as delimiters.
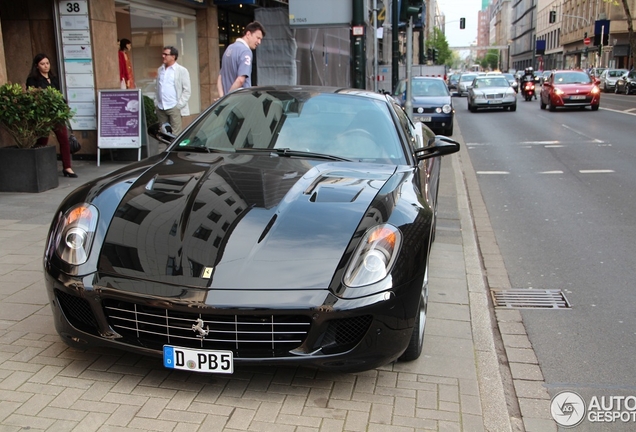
0, 137, 555, 431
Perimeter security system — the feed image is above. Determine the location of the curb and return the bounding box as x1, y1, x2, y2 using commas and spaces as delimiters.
452, 128, 556, 431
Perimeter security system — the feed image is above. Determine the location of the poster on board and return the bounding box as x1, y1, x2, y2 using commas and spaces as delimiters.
97, 89, 143, 166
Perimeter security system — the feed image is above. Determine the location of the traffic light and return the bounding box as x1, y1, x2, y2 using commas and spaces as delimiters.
400, 0, 423, 22
459, 17, 466, 29
433, 48, 439, 63
427, 48, 433, 61
549, 10, 556, 24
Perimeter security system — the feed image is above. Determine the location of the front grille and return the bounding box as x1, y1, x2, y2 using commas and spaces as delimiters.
412, 107, 436, 114
102, 300, 312, 358
486, 93, 505, 99
55, 289, 99, 333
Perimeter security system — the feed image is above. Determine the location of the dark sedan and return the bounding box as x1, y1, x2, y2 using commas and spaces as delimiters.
540, 70, 600, 111
394, 76, 454, 135
615, 70, 636, 95
43, 86, 460, 374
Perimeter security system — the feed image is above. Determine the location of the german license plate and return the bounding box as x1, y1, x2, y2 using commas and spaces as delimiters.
415, 116, 431, 122
163, 345, 234, 374
570, 95, 585, 100
489, 99, 502, 104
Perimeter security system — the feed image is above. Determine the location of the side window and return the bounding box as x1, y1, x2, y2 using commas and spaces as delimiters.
391, 100, 420, 150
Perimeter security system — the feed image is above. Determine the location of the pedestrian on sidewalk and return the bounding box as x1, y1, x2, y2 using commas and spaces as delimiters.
26, 53, 77, 178
155, 46, 191, 135
217, 21, 266, 98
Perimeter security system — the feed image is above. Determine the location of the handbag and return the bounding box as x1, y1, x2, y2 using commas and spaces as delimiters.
67, 123, 81, 154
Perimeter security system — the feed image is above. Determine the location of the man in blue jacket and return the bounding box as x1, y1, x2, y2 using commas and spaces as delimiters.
155, 46, 191, 135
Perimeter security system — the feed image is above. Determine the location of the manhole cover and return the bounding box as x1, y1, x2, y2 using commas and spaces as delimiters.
491, 289, 571, 309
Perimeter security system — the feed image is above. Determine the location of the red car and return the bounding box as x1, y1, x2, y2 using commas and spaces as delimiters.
539, 70, 600, 111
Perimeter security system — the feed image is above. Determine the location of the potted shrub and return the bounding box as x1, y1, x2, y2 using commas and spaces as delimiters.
0, 83, 73, 192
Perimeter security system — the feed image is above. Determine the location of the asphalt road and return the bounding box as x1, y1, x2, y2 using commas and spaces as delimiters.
454, 89, 636, 431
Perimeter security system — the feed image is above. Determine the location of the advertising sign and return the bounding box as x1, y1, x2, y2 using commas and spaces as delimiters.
97, 90, 143, 165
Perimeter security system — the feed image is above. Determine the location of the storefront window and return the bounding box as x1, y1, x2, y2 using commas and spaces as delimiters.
116, 1, 200, 115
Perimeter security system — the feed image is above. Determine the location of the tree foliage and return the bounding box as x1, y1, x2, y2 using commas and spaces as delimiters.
426, 27, 451, 65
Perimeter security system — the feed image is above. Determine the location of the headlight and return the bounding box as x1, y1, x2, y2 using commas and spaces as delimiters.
343, 224, 402, 287
591, 86, 600, 94
435, 107, 442, 113
554, 88, 565, 96
474, 93, 485, 100
442, 104, 452, 114
54, 204, 99, 265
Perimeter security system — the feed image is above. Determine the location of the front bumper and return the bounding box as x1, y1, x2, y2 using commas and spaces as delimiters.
471, 95, 517, 108
412, 113, 453, 132
44, 267, 423, 372
549, 93, 599, 108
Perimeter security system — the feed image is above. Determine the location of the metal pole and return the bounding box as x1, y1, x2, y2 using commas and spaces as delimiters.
392, 0, 399, 92
373, 0, 378, 92
405, 16, 413, 121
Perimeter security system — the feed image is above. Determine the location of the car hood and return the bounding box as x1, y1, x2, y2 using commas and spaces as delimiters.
98, 151, 397, 290
412, 96, 451, 106
473, 86, 512, 94
553, 83, 595, 94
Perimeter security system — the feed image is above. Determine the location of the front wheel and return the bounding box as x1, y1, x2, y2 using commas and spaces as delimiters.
591, 104, 599, 111
510, 104, 517, 112
399, 268, 428, 362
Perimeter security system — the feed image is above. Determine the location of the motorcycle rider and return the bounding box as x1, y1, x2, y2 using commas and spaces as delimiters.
521, 67, 537, 100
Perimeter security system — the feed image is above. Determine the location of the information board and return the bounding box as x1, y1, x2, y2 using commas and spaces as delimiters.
97, 89, 143, 165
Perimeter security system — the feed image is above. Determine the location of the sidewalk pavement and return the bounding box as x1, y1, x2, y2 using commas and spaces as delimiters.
0, 141, 555, 431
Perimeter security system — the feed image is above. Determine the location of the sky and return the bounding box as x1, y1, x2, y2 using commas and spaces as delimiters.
436, 0, 482, 48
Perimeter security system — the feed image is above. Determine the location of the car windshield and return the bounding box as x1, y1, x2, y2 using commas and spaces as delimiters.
553, 72, 592, 84
607, 70, 627, 77
503, 73, 514, 81
472, 77, 509, 88
412, 80, 450, 97
460, 74, 477, 82
175, 91, 407, 164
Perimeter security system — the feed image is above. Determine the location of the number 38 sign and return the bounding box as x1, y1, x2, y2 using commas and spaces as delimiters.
59, 1, 88, 15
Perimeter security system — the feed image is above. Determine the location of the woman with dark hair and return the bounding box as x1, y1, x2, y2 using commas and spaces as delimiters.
118, 38, 135, 89
26, 53, 77, 178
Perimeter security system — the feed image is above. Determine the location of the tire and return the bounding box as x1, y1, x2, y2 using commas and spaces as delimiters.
399, 266, 428, 362
540, 99, 546, 109
591, 104, 599, 111
510, 104, 517, 112
444, 124, 453, 136
548, 99, 556, 112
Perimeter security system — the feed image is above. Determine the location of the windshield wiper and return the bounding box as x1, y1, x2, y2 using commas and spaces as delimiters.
237, 148, 351, 162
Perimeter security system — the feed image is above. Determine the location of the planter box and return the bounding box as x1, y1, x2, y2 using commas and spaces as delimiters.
0, 145, 59, 193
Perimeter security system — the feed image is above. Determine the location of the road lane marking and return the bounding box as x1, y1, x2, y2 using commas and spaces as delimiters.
476, 171, 510, 175
540, 171, 564, 174
579, 170, 615, 174
544, 145, 564, 148
601, 107, 636, 116
522, 141, 560, 144
561, 124, 604, 143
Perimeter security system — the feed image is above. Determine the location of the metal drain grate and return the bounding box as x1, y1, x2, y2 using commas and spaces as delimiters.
491, 289, 571, 309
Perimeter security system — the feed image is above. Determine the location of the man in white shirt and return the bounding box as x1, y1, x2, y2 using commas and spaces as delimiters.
155, 46, 191, 135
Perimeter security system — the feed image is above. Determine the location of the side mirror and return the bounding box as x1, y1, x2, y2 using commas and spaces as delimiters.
148, 122, 175, 145
415, 135, 460, 161
595, 78, 601, 85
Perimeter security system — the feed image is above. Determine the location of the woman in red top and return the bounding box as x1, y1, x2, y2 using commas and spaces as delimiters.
118, 38, 135, 89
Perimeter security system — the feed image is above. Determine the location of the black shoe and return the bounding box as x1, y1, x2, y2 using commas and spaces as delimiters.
63, 169, 78, 178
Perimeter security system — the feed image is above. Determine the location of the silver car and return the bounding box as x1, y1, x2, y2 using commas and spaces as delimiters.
467, 75, 517, 112
457, 73, 478, 97
599, 69, 628, 92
